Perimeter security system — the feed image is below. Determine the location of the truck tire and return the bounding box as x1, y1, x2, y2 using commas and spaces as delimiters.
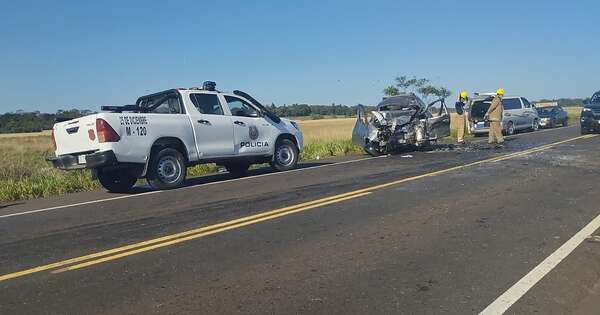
97, 168, 137, 193
271, 139, 299, 172
224, 163, 250, 177
147, 148, 187, 190
506, 121, 515, 135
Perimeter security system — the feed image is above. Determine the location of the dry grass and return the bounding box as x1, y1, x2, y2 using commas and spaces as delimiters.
565, 107, 581, 123
297, 118, 356, 144
0, 136, 99, 201
0, 130, 52, 138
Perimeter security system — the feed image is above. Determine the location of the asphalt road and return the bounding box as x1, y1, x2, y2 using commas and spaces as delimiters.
1, 126, 600, 314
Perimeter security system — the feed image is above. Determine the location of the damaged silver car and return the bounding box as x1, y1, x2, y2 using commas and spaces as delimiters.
352, 93, 451, 156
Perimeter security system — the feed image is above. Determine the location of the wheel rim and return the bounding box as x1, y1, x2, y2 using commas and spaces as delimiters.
533, 120, 539, 131
276, 144, 295, 167
157, 156, 181, 184
508, 123, 514, 135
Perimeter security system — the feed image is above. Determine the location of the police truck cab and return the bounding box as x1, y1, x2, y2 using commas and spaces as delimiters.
48, 82, 304, 192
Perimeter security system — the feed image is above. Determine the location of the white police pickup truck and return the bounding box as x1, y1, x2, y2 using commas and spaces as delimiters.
48, 82, 304, 193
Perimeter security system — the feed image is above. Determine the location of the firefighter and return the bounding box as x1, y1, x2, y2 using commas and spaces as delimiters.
455, 91, 469, 144
485, 88, 505, 146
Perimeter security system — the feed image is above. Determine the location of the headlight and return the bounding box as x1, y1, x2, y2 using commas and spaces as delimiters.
582, 107, 592, 112
290, 121, 300, 130
541, 117, 549, 121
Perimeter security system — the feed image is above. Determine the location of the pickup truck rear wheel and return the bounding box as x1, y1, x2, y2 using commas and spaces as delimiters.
271, 139, 299, 171
147, 148, 186, 190
97, 168, 137, 193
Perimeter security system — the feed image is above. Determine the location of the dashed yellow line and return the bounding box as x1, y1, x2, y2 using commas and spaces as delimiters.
0, 134, 596, 282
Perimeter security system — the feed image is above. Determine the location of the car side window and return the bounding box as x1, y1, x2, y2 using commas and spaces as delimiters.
521, 98, 531, 108
224, 96, 260, 117
503, 98, 522, 110
144, 94, 183, 114
190, 93, 224, 115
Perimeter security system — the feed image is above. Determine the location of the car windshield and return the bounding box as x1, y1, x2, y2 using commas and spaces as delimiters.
536, 107, 557, 114
591, 92, 600, 104
377, 95, 425, 112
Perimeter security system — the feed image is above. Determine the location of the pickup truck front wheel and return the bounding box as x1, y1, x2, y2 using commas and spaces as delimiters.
97, 168, 137, 193
271, 139, 299, 172
147, 148, 187, 190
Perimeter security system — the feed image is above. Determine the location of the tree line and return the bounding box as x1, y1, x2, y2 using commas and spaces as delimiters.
267, 103, 364, 118
0, 109, 94, 133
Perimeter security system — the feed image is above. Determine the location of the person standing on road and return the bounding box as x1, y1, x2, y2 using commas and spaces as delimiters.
485, 88, 505, 147
455, 91, 469, 144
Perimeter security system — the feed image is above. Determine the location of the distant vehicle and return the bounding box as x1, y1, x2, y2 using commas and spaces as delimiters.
581, 91, 600, 134
352, 93, 450, 156
536, 106, 569, 128
469, 94, 540, 136
48, 83, 304, 192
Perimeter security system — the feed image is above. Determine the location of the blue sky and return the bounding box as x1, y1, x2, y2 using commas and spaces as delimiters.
1, 0, 598, 113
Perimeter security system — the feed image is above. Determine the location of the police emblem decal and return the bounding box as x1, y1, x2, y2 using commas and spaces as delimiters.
249, 125, 259, 140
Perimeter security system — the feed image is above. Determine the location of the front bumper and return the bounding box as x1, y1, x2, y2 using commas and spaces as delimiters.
581, 117, 600, 131
47, 150, 118, 170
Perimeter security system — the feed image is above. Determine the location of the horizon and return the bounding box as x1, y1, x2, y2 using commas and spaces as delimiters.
1, 0, 599, 113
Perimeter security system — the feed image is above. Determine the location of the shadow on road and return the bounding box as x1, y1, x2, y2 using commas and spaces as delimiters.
127, 161, 337, 194
0, 202, 25, 209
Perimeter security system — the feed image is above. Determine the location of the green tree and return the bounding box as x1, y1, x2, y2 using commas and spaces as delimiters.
383, 85, 399, 96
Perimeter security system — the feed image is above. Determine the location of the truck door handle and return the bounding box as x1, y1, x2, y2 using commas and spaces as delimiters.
197, 119, 211, 125
234, 121, 245, 126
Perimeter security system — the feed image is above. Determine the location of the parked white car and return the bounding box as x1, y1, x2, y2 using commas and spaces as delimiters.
469, 94, 540, 136
48, 83, 304, 192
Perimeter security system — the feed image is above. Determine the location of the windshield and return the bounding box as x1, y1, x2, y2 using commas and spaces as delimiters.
377, 95, 425, 112
536, 107, 557, 114
591, 92, 600, 104
378, 104, 418, 112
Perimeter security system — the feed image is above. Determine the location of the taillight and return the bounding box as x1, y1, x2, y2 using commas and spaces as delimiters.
50, 129, 57, 150
96, 118, 120, 143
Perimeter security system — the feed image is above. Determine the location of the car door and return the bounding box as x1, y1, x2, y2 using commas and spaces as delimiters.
352, 105, 369, 147
502, 98, 523, 129
426, 100, 451, 139
521, 97, 537, 128
223, 95, 275, 156
187, 93, 235, 158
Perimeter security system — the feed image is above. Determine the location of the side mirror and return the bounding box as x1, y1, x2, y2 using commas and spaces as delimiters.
583, 99, 590, 105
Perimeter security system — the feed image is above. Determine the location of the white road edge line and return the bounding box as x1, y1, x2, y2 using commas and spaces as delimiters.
0, 155, 386, 219
479, 212, 600, 315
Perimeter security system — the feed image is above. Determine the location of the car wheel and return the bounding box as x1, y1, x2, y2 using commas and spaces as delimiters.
364, 142, 384, 156
506, 121, 515, 135
147, 148, 187, 190
97, 168, 137, 193
271, 139, 299, 171
581, 128, 589, 135
532, 119, 539, 131
224, 163, 250, 177
563, 119, 568, 127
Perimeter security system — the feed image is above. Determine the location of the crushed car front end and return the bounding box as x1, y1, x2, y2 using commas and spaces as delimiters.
352, 94, 450, 156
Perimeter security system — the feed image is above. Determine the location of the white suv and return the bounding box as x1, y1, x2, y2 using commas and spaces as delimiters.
469, 94, 540, 136
49, 84, 304, 192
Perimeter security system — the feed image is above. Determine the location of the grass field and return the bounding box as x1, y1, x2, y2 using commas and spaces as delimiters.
0, 108, 583, 202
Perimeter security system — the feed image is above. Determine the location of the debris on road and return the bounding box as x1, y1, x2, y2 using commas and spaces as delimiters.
586, 235, 600, 243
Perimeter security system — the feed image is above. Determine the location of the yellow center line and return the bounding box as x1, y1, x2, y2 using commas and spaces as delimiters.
52, 192, 373, 273
0, 134, 596, 282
